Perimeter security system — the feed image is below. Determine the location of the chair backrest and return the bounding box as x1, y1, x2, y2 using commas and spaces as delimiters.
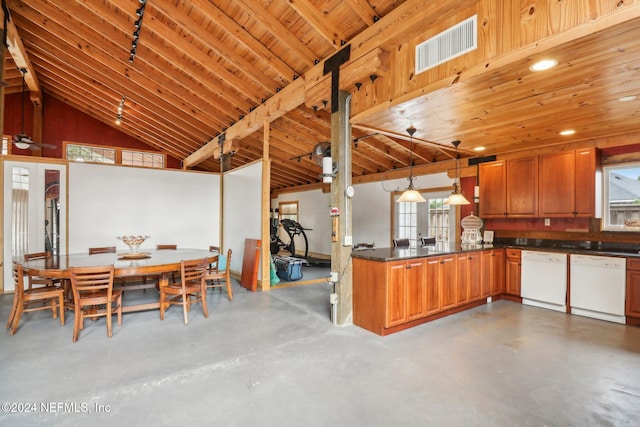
69, 265, 115, 301
12, 263, 25, 298
420, 237, 436, 246
24, 251, 51, 262
157, 244, 177, 250
89, 246, 116, 255
223, 248, 232, 271
180, 258, 207, 290
393, 238, 410, 248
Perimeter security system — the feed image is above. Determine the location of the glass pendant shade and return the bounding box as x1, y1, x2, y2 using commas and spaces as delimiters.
398, 188, 426, 203
444, 183, 470, 205
14, 141, 31, 150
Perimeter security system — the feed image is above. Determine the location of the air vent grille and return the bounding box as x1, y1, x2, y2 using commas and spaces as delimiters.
415, 15, 477, 75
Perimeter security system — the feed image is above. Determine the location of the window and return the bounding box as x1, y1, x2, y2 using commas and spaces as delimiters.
603, 162, 640, 231
65, 142, 165, 168
122, 150, 165, 168
393, 189, 456, 246
2, 136, 9, 155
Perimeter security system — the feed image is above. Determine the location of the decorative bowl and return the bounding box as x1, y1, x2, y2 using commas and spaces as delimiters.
117, 235, 150, 253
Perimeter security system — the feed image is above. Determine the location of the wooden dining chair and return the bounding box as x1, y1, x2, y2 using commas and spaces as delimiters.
89, 246, 117, 255
69, 265, 122, 342
206, 248, 233, 301
157, 244, 177, 250
159, 258, 208, 325
23, 251, 61, 290
6, 263, 65, 335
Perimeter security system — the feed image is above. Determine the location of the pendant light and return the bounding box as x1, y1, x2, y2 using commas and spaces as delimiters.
397, 126, 426, 203
444, 140, 470, 205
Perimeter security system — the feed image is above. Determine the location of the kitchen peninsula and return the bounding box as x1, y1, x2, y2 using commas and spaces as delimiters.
352, 243, 506, 336
352, 241, 640, 336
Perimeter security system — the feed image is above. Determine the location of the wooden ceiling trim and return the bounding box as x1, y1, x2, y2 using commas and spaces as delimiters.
13, 4, 230, 136
232, 0, 319, 70
286, 0, 346, 48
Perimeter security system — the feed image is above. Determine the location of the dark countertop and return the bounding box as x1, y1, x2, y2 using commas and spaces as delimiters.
351, 240, 640, 262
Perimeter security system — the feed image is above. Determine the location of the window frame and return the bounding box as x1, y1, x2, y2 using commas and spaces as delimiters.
391, 186, 457, 247
602, 161, 640, 232
63, 141, 166, 169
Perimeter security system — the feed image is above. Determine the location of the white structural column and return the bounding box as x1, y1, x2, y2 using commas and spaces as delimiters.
331, 90, 353, 325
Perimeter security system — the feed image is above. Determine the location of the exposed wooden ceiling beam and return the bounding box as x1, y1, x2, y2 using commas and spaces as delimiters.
4, 7, 40, 102
286, 0, 346, 48
344, 0, 380, 25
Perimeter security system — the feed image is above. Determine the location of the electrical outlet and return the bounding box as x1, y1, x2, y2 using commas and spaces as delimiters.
545, 218, 551, 226
343, 235, 352, 246
330, 293, 338, 304
329, 271, 339, 282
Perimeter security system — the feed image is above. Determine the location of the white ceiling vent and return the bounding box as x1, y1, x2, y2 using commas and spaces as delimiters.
415, 15, 477, 75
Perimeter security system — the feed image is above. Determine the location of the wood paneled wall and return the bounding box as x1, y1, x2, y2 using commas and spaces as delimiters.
3, 94, 180, 169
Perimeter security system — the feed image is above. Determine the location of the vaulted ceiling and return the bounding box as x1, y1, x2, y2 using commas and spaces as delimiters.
3, 0, 640, 194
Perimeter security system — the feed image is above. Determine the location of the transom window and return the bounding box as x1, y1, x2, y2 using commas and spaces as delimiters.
65, 142, 165, 169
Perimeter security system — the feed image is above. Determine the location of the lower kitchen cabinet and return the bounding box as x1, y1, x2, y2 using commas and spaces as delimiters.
457, 252, 482, 306
353, 251, 487, 336
505, 249, 522, 297
626, 258, 640, 323
481, 249, 505, 298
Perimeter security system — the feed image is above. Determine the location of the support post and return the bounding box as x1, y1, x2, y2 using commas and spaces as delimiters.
330, 90, 353, 325
261, 121, 271, 291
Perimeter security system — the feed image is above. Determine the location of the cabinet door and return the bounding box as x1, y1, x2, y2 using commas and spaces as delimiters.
490, 250, 505, 295
425, 258, 441, 315
406, 259, 427, 321
479, 161, 506, 217
480, 251, 492, 299
539, 151, 575, 216
506, 157, 538, 217
505, 250, 521, 296
456, 255, 471, 306
626, 259, 640, 318
574, 148, 596, 217
440, 256, 457, 311
385, 262, 407, 327
467, 252, 482, 301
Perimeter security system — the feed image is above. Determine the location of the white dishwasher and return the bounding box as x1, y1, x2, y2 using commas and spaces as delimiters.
521, 250, 568, 313
570, 254, 626, 324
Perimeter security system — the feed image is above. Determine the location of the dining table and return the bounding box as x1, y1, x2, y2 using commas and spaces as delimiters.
20, 248, 218, 313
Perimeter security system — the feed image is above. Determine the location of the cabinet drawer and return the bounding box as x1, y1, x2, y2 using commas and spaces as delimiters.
506, 249, 521, 259
627, 258, 640, 271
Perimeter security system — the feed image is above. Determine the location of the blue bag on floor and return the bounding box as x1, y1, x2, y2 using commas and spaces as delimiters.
273, 256, 303, 281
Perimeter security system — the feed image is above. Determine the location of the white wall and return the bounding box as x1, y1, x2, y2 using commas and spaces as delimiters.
222, 161, 262, 274
273, 172, 453, 253
68, 163, 219, 253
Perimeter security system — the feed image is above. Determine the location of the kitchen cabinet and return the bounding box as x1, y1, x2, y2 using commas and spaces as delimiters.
626, 258, 640, 322
386, 259, 427, 327
479, 157, 538, 218
481, 249, 505, 297
456, 252, 482, 306
505, 249, 521, 297
539, 148, 596, 217
439, 255, 458, 311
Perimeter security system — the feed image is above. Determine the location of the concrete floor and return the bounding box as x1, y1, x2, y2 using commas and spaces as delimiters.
1, 280, 640, 426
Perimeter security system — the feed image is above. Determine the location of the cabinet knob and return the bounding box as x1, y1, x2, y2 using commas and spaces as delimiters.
406, 265, 411, 269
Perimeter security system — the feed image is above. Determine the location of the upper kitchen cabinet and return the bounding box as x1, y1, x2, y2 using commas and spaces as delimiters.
479, 157, 538, 218
539, 148, 596, 217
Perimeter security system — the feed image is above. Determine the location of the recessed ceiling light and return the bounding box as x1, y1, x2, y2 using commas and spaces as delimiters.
619, 95, 637, 102
559, 129, 576, 136
473, 146, 486, 152
529, 59, 558, 72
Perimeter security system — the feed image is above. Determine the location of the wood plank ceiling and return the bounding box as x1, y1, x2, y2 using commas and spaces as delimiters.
3, 0, 640, 193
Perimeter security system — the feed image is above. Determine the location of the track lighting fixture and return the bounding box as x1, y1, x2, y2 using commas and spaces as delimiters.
129, 0, 146, 63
